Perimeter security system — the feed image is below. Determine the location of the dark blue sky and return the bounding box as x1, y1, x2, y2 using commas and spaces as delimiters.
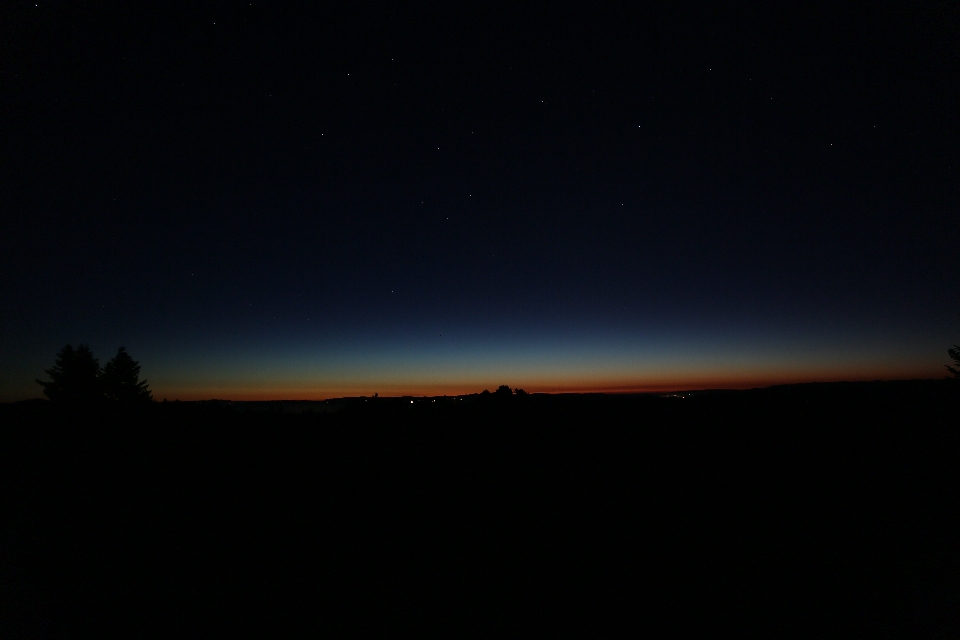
2, 2, 957, 400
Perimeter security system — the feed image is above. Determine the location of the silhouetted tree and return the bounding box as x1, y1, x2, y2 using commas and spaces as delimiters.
495, 385, 513, 397
102, 346, 153, 404
948, 344, 960, 378
36, 344, 102, 403
514, 388, 528, 397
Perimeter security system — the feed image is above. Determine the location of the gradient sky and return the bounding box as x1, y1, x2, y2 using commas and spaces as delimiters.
2, 2, 957, 401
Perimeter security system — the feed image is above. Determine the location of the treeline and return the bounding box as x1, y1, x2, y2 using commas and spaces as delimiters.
29, 339, 959, 408
36, 345, 152, 405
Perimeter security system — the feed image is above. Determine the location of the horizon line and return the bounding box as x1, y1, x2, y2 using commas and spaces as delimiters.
138, 376, 954, 403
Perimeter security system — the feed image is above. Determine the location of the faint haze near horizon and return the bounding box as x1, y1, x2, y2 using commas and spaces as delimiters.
1, 4, 956, 402
4, 318, 947, 401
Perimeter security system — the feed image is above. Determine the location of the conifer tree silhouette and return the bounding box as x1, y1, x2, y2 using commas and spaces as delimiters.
102, 346, 153, 403
36, 344, 102, 403
947, 344, 960, 378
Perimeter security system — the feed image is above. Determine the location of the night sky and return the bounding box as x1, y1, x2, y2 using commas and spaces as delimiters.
2, 2, 957, 401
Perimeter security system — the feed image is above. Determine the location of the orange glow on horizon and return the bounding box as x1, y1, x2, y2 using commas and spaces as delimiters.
151, 367, 944, 401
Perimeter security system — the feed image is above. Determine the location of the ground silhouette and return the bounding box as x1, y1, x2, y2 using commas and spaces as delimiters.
7, 371, 960, 636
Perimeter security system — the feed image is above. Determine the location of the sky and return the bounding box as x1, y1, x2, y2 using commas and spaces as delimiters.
2, 2, 957, 401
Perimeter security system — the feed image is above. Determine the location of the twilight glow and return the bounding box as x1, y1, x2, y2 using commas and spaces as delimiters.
1, 5, 956, 401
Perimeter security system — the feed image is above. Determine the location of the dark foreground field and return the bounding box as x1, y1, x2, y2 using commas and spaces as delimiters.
2, 380, 958, 637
